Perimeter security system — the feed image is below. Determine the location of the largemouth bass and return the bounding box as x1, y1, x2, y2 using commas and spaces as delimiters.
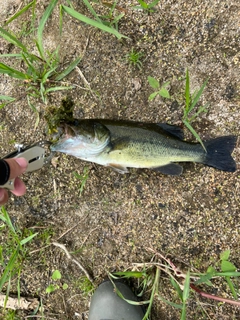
50, 119, 237, 175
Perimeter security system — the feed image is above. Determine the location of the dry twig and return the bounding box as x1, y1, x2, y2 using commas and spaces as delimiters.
52, 242, 94, 283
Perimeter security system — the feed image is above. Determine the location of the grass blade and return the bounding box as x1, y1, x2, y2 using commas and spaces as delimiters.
189, 78, 209, 114
55, 56, 81, 81
0, 27, 27, 52
5, 0, 36, 25
157, 294, 183, 309
0, 53, 22, 58
0, 247, 19, 291
185, 69, 190, 114
148, 0, 161, 9
0, 95, 15, 101
0, 62, 29, 80
82, 0, 103, 23
45, 86, 73, 94
0, 206, 16, 233
62, 6, 127, 40
37, 0, 58, 59
183, 120, 206, 152
20, 233, 38, 245
182, 271, 190, 302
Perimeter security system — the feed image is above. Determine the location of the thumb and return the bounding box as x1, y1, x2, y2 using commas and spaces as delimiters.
5, 158, 28, 179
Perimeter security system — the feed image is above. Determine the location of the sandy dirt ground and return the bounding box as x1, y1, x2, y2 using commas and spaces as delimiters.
0, 0, 240, 319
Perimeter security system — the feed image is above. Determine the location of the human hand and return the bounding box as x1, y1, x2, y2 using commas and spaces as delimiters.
0, 158, 28, 205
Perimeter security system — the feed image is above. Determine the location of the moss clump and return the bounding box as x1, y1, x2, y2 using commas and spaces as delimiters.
45, 96, 75, 135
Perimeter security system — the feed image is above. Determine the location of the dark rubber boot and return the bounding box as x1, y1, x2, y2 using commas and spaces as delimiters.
88, 280, 145, 320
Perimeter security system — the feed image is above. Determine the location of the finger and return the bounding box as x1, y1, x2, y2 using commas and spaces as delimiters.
5, 158, 28, 180
11, 177, 26, 196
0, 188, 9, 205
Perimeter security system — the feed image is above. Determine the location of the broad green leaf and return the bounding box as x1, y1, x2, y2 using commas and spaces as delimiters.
136, 0, 148, 9
159, 87, 170, 98
62, 283, 68, 290
62, 6, 127, 40
46, 284, 58, 293
148, 92, 158, 101
207, 266, 216, 274
221, 260, 236, 272
220, 250, 231, 261
147, 76, 159, 89
52, 270, 61, 280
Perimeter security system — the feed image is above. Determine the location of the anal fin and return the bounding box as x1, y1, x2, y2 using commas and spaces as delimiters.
152, 163, 183, 176
108, 163, 129, 174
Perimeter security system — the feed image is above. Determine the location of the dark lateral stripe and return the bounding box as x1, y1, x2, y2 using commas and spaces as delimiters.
0, 159, 10, 185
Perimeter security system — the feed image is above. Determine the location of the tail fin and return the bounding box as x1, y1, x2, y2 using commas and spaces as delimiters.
203, 136, 237, 172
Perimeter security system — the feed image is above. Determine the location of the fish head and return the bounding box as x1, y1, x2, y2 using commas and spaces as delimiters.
50, 120, 110, 158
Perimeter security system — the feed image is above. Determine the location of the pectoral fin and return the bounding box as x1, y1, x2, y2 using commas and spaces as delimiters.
152, 163, 183, 176
108, 163, 129, 174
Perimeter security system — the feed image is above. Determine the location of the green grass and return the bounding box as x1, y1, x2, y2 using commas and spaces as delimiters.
0, 0, 126, 124
183, 69, 209, 151
0, 206, 38, 309
76, 275, 95, 297
132, 0, 161, 13
109, 250, 240, 319
73, 167, 90, 196
0, 0, 79, 124
126, 48, 144, 69
147, 70, 209, 150
61, 2, 126, 40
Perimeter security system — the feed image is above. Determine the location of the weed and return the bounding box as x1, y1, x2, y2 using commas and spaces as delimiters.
46, 270, 68, 294
147, 71, 209, 151
148, 76, 170, 100
76, 275, 95, 297
0, 0, 79, 125
126, 48, 144, 70
109, 249, 240, 319
0, 206, 38, 308
93, 1, 125, 31
132, 0, 161, 14
182, 69, 209, 151
73, 167, 90, 195
61, 2, 127, 40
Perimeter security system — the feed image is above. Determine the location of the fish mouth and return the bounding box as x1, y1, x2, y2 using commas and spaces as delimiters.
52, 123, 76, 141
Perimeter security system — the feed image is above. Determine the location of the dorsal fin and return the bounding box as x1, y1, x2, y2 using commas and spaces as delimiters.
157, 123, 184, 140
